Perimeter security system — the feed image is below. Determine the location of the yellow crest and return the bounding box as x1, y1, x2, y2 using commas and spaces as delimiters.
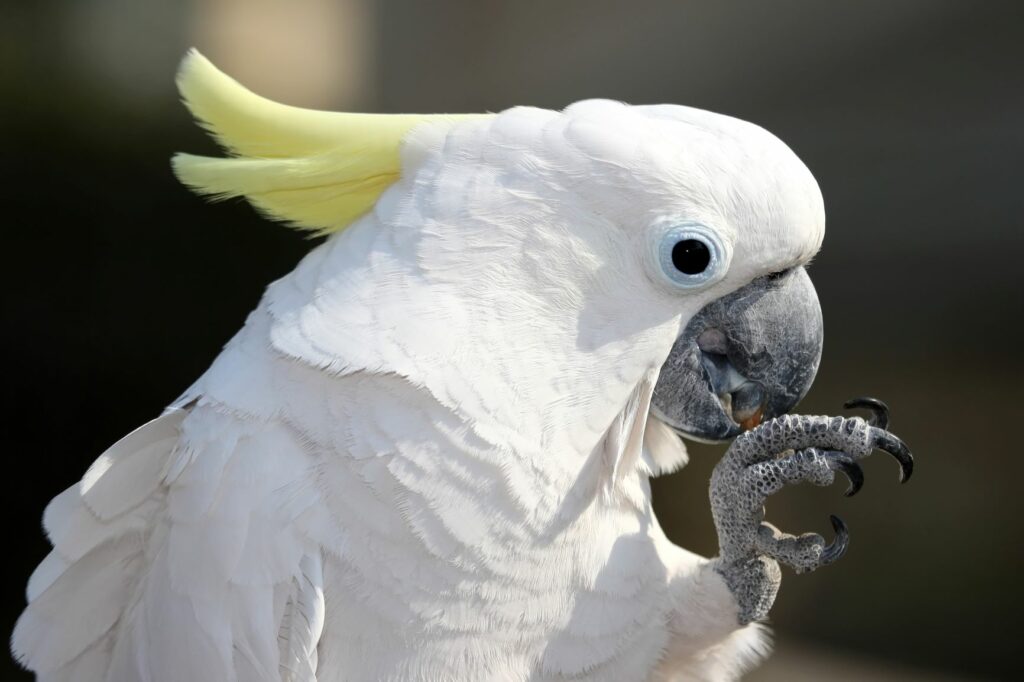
172, 50, 489, 235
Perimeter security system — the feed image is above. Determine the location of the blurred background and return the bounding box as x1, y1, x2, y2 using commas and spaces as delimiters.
2, 1, 1021, 680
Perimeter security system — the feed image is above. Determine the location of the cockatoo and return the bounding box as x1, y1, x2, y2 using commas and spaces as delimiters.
12, 50, 913, 682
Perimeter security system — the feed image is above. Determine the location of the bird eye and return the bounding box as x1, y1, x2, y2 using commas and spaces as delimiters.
655, 223, 727, 288
672, 239, 711, 274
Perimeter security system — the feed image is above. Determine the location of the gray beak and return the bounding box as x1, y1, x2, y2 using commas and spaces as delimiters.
651, 267, 824, 442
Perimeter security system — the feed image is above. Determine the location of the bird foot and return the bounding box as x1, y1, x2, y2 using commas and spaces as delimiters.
709, 397, 913, 623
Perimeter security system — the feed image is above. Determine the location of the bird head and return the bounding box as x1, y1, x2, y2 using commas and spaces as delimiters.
174, 52, 825, 470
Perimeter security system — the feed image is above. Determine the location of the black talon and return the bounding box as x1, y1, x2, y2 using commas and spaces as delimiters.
820, 514, 849, 565
844, 397, 890, 430
871, 430, 914, 483
832, 455, 864, 497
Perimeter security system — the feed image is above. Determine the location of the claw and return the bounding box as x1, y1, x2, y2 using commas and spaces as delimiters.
844, 396, 890, 429
819, 514, 849, 565
830, 454, 864, 497
871, 430, 914, 483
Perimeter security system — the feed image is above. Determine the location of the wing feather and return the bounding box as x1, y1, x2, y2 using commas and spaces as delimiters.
277, 553, 325, 682
80, 412, 183, 520
25, 550, 69, 602
13, 541, 142, 672
14, 404, 328, 681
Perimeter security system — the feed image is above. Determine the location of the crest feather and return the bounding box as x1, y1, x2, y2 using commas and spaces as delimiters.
172, 49, 489, 234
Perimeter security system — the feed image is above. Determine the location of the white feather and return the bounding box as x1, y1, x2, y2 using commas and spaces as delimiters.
642, 415, 690, 476
25, 551, 68, 602
278, 553, 325, 682
80, 412, 182, 520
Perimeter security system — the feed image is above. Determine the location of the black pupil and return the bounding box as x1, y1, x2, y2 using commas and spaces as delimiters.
671, 239, 711, 275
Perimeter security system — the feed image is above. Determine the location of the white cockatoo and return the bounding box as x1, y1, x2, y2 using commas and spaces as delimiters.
12, 51, 912, 682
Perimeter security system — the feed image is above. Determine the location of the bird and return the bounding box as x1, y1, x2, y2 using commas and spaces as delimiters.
12, 50, 912, 681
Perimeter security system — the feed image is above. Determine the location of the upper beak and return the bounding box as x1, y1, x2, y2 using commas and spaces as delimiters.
651, 267, 824, 442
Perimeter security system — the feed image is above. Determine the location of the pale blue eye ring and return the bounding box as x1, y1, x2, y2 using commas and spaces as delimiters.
655, 223, 727, 288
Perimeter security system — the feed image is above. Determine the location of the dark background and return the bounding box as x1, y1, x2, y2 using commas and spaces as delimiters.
3, 1, 1022, 680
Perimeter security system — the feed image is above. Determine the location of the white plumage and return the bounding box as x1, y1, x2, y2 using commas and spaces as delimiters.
13, 54, 826, 681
